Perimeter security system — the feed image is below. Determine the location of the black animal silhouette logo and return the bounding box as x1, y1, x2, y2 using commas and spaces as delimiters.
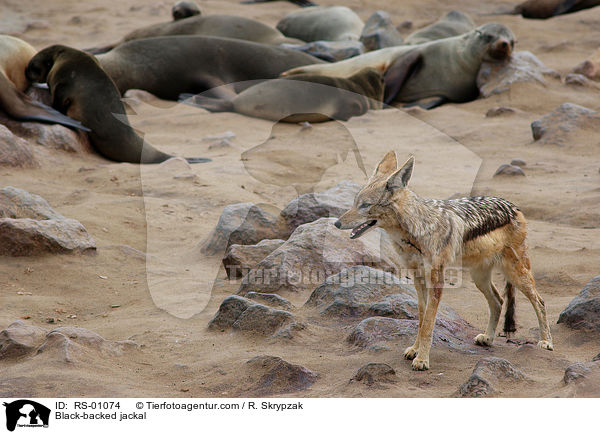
3, 400, 50, 431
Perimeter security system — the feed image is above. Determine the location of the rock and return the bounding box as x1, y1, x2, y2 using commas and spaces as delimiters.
208, 296, 302, 337
0, 187, 96, 256
245, 355, 317, 395
564, 73, 600, 89
593, 353, 600, 362
457, 357, 526, 397
351, 362, 396, 385
238, 218, 397, 295
530, 103, 600, 145
572, 48, 600, 81
3, 118, 92, 154
563, 361, 600, 384
245, 292, 293, 310
305, 266, 415, 319
0, 321, 47, 359
199, 202, 284, 256
360, 11, 404, 51
510, 158, 526, 167
223, 239, 285, 279
0, 186, 64, 220
485, 106, 516, 117
36, 327, 137, 363
493, 164, 525, 177
347, 316, 476, 354
0, 124, 38, 168
280, 180, 361, 236
281, 40, 365, 62
477, 51, 560, 98
557, 276, 600, 331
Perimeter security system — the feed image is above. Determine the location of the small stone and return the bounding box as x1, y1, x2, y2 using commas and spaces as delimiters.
485, 106, 516, 117
493, 164, 525, 177
351, 362, 396, 385
510, 159, 526, 167
457, 357, 527, 397
245, 355, 317, 395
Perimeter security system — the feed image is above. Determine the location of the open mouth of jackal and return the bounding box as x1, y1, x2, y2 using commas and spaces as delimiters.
350, 220, 377, 239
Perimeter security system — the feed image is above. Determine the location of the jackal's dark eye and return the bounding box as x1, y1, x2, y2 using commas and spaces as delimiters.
359, 202, 371, 209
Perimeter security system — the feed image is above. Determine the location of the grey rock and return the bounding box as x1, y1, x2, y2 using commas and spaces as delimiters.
238, 218, 397, 295
558, 276, 600, 331
245, 292, 293, 310
360, 11, 404, 51
457, 357, 526, 397
245, 355, 317, 395
280, 180, 362, 236
477, 51, 560, 98
351, 362, 396, 385
208, 296, 302, 337
510, 158, 527, 167
305, 266, 416, 319
200, 202, 284, 256
0, 124, 38, 168
0, 187, 96, 256
0, 321, 47, 359
564, 73, 600, 89
530, 103, 600, 145
4, 119, 91, 154
347, 316, 476, 353
223, 239, 285, 279
493, 164, 525, 177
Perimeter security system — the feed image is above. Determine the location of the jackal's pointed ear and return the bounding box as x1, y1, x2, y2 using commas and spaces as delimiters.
386, 156, 414, 190
372, 151, 397, 178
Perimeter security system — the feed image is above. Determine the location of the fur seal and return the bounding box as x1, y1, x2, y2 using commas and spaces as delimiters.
171, 1, 200, 20
512, 0, 600, 18
404, 10, 475, 45
283, 23, 515, 107
88, 14, 303, 54
96, 36, 324, 101
276, 6, 364, 42
181, 67, 384, 122
0, 35, 88, 130
25, 45, 209, 164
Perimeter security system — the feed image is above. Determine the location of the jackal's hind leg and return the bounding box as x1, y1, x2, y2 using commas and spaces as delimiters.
404, 274, 427, 360
502, 247, 553, 350
470, 266, 503, 347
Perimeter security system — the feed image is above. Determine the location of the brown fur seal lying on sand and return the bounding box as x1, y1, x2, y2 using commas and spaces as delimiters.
26, 45, 209, 164
0, 35, 88, 130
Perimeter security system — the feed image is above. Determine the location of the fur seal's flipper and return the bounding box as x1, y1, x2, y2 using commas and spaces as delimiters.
402, 97, 448, 110
179, 94, 234, 112
241, 0, 317, 6
0, 76, 90, 131
383, 51, 422, 105
185, 157, 212, 164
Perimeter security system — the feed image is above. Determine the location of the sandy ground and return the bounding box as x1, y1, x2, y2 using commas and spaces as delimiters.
1, 0, 599, 398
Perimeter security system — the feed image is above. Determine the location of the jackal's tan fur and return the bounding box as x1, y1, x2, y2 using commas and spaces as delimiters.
335, 151, 553, 371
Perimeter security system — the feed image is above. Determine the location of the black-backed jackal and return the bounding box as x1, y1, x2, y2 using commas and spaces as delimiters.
334, 151, 553, 371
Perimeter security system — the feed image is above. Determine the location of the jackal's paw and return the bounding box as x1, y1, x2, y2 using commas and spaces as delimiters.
403, 346, 418, 360
411, 358, 429, 371
474, 333, 493, 347
537, 340, 554, 351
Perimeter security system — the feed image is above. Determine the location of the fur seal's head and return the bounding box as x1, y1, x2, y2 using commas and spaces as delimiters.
469, 23, 515, 63
25, 45, 69, 83
171, 1, 201, 20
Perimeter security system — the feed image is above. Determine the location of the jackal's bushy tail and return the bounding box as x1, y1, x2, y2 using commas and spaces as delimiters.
503, 282, 516, 335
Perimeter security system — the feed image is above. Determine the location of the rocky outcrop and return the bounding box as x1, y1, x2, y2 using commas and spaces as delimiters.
530, 103, 600, 146
457, 357, 527, 397
477, 51, 560, 97
208, 296, 303, 338
223, 239, 285, 279
238, 218, 397, 295
557, 276, 600, 331
351, 362, 397, 385
245, 355, 317, 396
0, 186, 96, 256
0, 124, 38, 167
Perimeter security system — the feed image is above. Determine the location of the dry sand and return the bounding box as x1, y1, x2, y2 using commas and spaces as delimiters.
1, 0, 599, 397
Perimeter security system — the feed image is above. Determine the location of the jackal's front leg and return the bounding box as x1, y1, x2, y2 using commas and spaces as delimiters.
412, 267, 444, 371
404, 271, 427, 361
